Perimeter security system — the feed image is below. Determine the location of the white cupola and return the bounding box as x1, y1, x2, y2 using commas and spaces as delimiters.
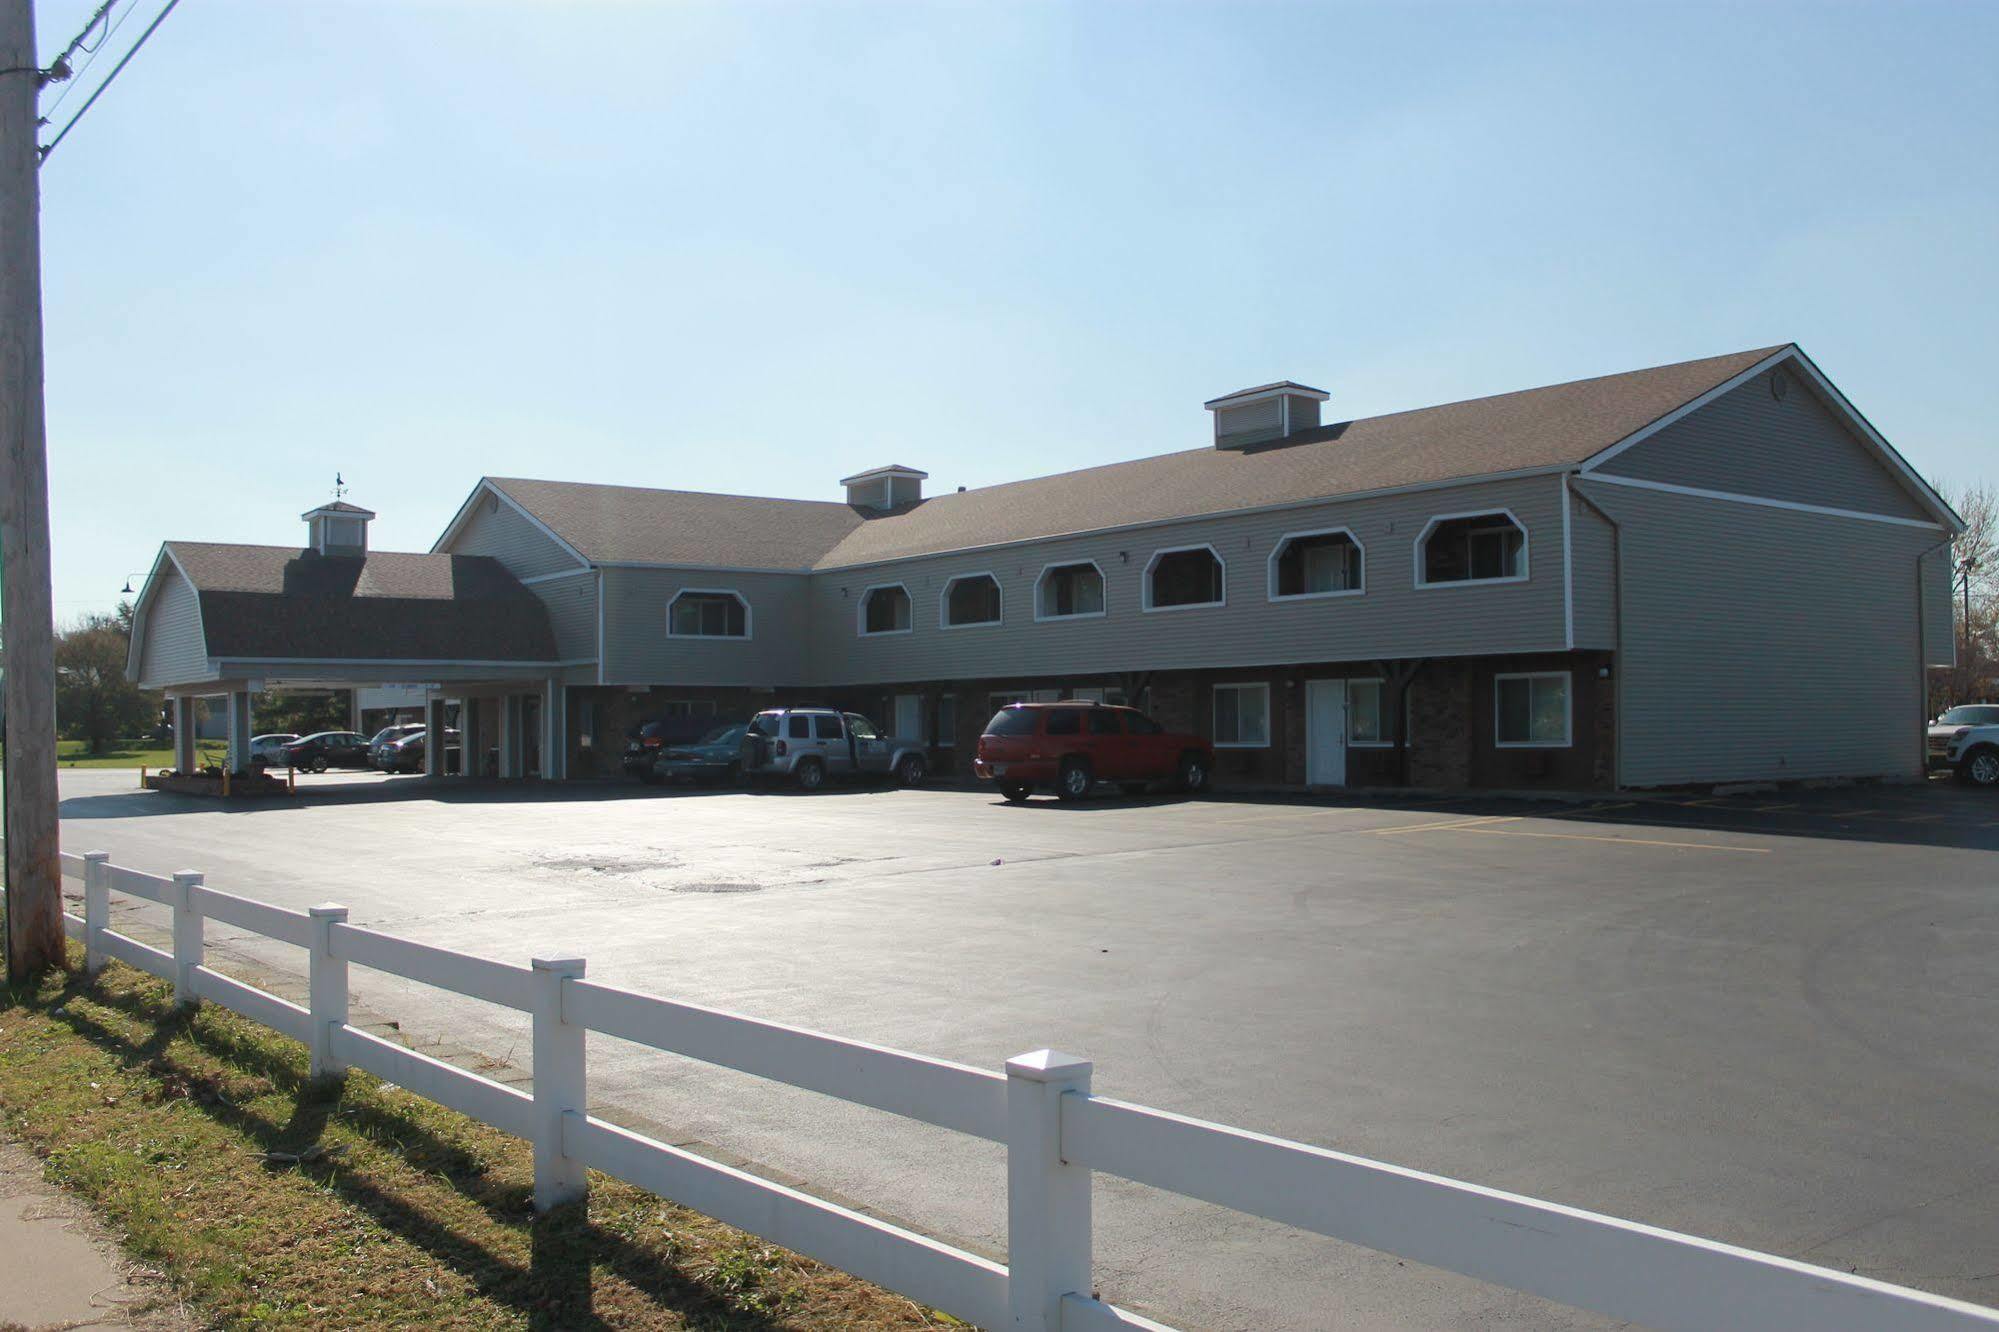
302, 500, 375, 556
1203, 380, 1329, 449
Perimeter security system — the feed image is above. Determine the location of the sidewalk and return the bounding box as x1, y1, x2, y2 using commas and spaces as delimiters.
0, 1136, 187, 1331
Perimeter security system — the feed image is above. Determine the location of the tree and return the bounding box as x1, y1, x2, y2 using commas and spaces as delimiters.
54, 610, 160, 754
256, 689, 352, 738
1932, 479, 1998, 712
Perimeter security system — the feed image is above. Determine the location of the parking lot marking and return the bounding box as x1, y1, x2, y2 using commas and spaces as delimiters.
1369, 815, 1522, 837
1750, 802, 1798, 812
1834, 809, 1885, 818
1426, 825, 1771, 854
1896, 813, 1946, 823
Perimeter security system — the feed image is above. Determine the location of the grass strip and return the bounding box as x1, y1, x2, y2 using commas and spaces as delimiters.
0, 955, 961, 1330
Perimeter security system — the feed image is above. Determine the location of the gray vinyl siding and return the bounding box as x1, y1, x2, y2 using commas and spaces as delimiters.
137, 568, 212, 687
1577, 479, 1930, 786
446, 493, 585, 579
599, 567, 810, 686
1921, 544, 1957, 667
1568, 485, 1616, 651
532, 571, 600, 663
803, 473, 1569, 687
1597, 367, 1933, 521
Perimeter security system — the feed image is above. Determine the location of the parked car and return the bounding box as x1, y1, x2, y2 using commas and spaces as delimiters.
974, 701, 1213, 802
1929, 704, 1999, 786
367, 723, 426, 768
738, 707, 928, 790
247, 733, 299, 769
622, 715, 723, 779
374, 727, 461, 774
651, 723, 750, 785
281, 730, 373, 773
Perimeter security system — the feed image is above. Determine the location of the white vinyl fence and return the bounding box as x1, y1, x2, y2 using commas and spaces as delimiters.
21, 849, 1999, 1332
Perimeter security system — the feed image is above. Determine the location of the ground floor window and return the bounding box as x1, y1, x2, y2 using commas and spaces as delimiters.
1495, 671, 1570, 747
936, 693, 957, 747
660, 699, 718, 719
1347, 679, 1385, 745
1212, 682, 1270, 748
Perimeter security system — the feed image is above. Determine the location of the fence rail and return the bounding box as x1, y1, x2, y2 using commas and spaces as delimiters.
9, 850, 1996, 1332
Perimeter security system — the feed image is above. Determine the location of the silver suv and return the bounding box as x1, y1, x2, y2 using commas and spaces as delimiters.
1929, 703, 1999, 787
740, 707, 929, 790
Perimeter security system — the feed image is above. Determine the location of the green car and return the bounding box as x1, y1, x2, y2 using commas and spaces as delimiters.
651, 723, 749, 786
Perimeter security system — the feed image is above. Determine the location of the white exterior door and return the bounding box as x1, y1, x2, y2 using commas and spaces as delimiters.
894, 693, 925, 743
1306, 679, 1347, 787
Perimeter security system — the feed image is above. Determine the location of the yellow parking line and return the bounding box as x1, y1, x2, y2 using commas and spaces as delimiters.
1369, 815, 1521, 836
1897, 813, 1946, 823
1835, 808, 1885, 818
1429, 826, 1770, 854
1751, 802, 1797, 812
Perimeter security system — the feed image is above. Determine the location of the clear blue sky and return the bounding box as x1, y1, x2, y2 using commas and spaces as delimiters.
34, 0, 1997, 619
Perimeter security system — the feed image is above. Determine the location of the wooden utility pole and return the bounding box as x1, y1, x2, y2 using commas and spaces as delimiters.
0, 0, 63, 980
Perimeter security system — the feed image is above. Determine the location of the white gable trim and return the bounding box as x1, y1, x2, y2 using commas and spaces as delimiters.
1578, 472, 1948, 530
430, 478, 593, 569
1580, 345, 1962, 532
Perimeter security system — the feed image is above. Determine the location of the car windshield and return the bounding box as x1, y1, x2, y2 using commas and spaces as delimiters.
747, 713, 779, 737
700, 724, 746, 745
368, 728, 404, 745
1940, 706, 1999, 726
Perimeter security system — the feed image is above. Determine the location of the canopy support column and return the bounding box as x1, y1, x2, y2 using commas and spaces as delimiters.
172, 697, 198, 772
425, 697, 447, 778
543, 679, 567, 780
224, 690, 254, 772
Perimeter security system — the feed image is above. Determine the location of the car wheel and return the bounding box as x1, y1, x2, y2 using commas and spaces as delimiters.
895, 754, 927, 787
1056, 758, 1093, 801
1960, 746, 1999, 788
309, 757, 329, 774
1177, 752, 1210, 794
795, 758, 825, 791
1000, 782, 1032, 803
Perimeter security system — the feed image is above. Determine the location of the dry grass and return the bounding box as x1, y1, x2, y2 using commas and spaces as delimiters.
0, 955, 963, 1330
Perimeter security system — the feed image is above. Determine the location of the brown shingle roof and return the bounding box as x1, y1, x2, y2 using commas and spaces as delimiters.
491, 346, 1787, 572
166, 543, 557, 662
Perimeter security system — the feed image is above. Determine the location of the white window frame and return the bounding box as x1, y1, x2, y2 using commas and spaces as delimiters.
666, 588, 753, 641
856, 582, 914, 637
1413, 508, 1530, 589
1143, 543, 1227, 613
1340, 677, 1414, 748
939, 571, 1004, 630
1211, 681, 1271, 749
1266, 526, 1366, 602
1493, 670, 1572, 748
1033, 560, 1108, 623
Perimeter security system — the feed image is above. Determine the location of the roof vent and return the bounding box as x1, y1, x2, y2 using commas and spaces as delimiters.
839, 464, 927, 512
1204, 380, 1329, 450
302, 500, 374, 556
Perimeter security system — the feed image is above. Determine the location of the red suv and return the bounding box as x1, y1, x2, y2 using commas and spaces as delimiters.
974, 702, 1213, 802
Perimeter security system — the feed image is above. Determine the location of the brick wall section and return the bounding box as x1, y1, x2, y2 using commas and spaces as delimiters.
1409, 659, 1473, 788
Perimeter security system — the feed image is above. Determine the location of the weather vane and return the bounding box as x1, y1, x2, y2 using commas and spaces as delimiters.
333, 472, 347, 501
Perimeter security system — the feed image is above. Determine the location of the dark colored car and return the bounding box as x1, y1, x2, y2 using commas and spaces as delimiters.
282, 730, 373, 773
973, 701, 1213, 802
651, 723, 750, 785
367, 723, 426, 768
623, 716, 723, 779
375, 727, 460, 773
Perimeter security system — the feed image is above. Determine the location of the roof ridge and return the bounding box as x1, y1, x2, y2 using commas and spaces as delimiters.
488, 475, 855, 512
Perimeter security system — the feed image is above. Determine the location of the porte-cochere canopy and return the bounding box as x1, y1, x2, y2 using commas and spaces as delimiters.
127, 534, 567, 777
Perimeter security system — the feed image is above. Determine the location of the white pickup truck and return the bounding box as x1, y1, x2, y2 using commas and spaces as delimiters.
1928, 703, 1999, 786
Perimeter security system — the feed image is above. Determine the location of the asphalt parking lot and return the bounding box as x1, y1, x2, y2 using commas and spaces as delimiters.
48, 769, 1999, 1330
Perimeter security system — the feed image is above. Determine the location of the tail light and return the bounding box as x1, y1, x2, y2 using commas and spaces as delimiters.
775, 740, 789, 757
643, 736, 663, 748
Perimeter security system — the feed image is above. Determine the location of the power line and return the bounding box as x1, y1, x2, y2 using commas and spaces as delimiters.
39, 0, 180, 164
42, 0, 138, 121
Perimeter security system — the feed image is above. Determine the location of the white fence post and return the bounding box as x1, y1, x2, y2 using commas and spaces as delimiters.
1006, 1048, 1094, 1331
169, 870, 204, 1008
531, 954, 588, 1211
307, 904, 350, 1081
82, 851, 111, 975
